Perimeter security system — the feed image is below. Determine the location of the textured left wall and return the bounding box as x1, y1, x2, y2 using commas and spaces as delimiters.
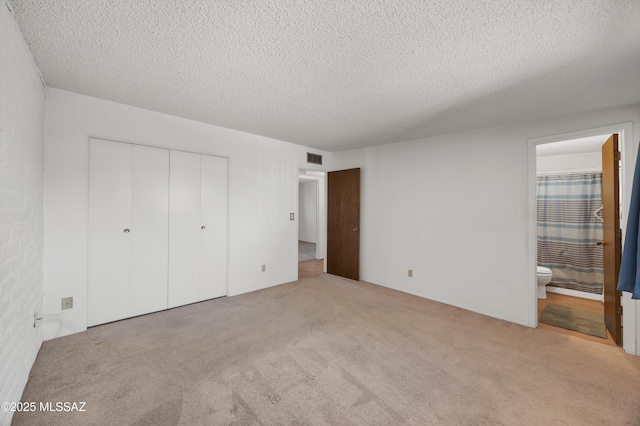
0, 3, 45, 425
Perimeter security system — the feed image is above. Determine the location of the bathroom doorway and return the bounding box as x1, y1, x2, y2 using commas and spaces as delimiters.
533, 131, 623, 345
298, 170, 326, 279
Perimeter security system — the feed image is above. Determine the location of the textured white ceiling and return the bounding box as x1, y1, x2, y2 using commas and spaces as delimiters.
7, 0, 640, 151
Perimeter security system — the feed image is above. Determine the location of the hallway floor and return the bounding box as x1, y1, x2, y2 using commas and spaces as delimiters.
298, 241, 316, 262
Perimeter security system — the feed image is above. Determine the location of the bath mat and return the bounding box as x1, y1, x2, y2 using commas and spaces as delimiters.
539, 303, 607, 339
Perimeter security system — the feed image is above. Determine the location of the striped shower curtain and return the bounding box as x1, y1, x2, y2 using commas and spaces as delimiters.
537, 172, 603, 294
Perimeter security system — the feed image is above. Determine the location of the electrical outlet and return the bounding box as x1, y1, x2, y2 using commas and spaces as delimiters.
408, 269, 413, 278
290, 213, 295, 220
261, 264, 266, 272
61, 297, 73, 310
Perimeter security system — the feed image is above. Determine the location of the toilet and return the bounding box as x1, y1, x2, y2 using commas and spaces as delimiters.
537, 266, 553, 299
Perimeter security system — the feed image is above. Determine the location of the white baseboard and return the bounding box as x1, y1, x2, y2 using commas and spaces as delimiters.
546, 286, 603, 302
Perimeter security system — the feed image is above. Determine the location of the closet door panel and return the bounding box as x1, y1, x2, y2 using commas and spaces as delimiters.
168, 150, 202, 308
130, 145, 170, 316
200, 155, 228, 300
88, 139, 132, 326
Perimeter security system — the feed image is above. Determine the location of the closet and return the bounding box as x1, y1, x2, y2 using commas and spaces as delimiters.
168, 151, 227, 308
88, 138, 228, 326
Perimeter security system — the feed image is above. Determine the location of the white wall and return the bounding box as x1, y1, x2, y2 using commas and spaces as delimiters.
0, 4, 45, 425
298, 180, 317, 243
333, 105, 640, 354
43, 88, 331, 340
537, 152, 601, 173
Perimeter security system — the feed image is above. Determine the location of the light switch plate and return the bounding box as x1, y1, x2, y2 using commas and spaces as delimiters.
290, 213, 295, 220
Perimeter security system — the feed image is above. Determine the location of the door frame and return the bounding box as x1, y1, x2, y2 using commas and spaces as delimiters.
527, 122, 636, 354
297, 170, 327, 274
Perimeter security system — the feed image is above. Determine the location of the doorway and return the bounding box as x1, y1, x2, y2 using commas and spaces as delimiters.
528, 123, 635, 353
298, 170, 326, 279
326, 168, 361, 281
536, 135, 609, 300
535, 134, 616, 344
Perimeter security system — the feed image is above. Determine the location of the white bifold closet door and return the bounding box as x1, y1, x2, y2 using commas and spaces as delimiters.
88, 139, 169, 326
168, 151, 228, 308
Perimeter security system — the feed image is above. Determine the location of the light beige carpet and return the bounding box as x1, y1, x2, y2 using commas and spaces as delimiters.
13, 274, 640, 425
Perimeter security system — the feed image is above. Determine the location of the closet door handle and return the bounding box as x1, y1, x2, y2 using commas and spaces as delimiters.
123, 229, 130, 234
596, 241, 604, 246
201, 226, 206, 230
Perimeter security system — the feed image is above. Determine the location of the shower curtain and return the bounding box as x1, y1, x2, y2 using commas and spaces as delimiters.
537, 171, 603, 294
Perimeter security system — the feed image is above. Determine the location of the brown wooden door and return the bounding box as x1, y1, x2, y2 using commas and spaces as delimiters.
602, 134, 622, 345
327, 168, 360, 280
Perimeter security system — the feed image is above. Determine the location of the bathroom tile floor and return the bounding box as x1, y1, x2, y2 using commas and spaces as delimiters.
538, 292, 617, 346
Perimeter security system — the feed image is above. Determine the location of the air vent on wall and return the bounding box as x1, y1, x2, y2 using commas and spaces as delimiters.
307, 153, 322, 165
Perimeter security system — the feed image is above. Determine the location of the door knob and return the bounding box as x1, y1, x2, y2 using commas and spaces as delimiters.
353, 227, 359, 232
201, 226, 206, 230
123, 229, 130, 233
596, 241, 605, 246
